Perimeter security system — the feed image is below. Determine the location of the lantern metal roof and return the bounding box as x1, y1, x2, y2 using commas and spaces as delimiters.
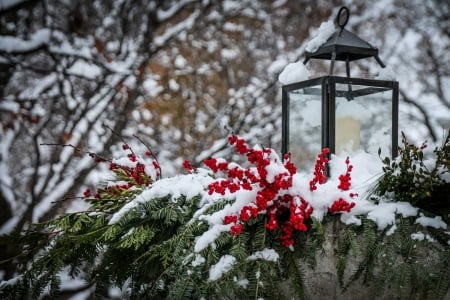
303, 7, 385, 75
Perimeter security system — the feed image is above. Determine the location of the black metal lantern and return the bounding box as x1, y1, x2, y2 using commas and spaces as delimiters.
281, 7, 398, 171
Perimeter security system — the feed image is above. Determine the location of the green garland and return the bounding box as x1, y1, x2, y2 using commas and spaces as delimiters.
1, 132, 449, 299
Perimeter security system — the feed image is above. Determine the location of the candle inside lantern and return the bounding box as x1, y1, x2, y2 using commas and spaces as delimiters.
336, 116, 360, 153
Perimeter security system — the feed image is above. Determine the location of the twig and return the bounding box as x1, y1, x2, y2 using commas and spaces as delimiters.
133, 133, 162, 179
51, 196, 85, 204
40, 143, 111, 163
103, 124, 135, 154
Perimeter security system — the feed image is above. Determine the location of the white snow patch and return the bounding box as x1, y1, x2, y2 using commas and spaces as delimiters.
278, 61, 310, 85
67, 60, 102, 80
234, 276, 249, 288
192, 254, 206, 267
367, 201, 418, 230
223, 22, 244, 32
143, 77, 164, 97
268, 58, 288, 75
247, 248, 279, 262
411, 231, 437, 242
386, 224, 397, 236
415, 214, 447, 229
174, 55, 187, 68
0, 29, 50, 52
209, 255, 236, 281
154, 10, 200, 46
305, 20, 335, 53
109, 170, 215, 225
221, 48, 239, 60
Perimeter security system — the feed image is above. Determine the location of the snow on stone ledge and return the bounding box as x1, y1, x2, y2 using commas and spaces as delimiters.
305, 20, 335, 53
367, 201, 418, 230
278, 61, 310, 85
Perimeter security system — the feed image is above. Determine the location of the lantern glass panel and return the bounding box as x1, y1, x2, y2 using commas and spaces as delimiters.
334, 83, 393, 156
288, 85, 322, 170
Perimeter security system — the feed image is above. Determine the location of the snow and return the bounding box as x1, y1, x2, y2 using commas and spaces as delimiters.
208, 255, 236, 281
67, 61, 102, 80
267, 58, 288, 76
168, 79, 180, 91
247, 248, 279, 262
194, 224, 232, 253
221, 48, 239, 60
272, 0, 287, 8
157, 0, 196, 21
278, 61, 310, 85
386, 224, 397, 236
109, 169, 215, 225
0, 0, 27, 10
0, 29, 50, 52
153, 10, 200, 47
174, 55, 187, 68
0, 274, 23, 288
410, 231, 436, 242
194, 189, 256, 252
366, 201, 418, 230
415, 214, 447, 229
305, 20, 335, 53
143, 77, 164, 97
67, 60, 102, 80
234, 276, 249, 288
191, 254, 206, 267
223, 22, 244, 32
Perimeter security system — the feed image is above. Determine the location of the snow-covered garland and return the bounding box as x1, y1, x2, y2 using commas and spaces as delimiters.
198, 135, 356, 248
1, 133, 449, 299
104, 133, 448, 249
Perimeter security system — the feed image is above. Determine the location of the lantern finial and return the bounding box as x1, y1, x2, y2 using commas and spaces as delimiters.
336, 6, 349, 33
303, 6, 385, 75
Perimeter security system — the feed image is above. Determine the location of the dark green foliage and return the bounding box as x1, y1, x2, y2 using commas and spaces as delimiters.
352, 130, 450, 298
336, 216, 450, 299
0, 188, 205, 299
375, 130, 450, 215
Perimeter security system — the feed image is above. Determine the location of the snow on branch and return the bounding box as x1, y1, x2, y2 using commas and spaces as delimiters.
0, 29, 50, 54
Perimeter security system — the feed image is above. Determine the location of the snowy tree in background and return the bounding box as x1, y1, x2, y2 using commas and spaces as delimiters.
0, 0, 335, 277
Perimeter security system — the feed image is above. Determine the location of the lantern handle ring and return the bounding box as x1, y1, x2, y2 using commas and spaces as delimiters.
336, 6, 349, 30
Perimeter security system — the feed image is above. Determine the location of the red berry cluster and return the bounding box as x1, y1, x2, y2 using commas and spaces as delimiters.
329, 156, 356, 214
329, 197, 355, 213
309, 148, 329, 191
84, 144, 160, 200
205, 135, 358, 248
205, 135, 314, 248
204, 156, 256, 195
183, 160, 194, 173
337, 157, 352, 191
110, 161, 152, 186
265, 195, 313, 247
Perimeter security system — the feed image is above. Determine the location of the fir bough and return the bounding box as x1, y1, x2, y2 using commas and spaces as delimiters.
335, 216, 450, 299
